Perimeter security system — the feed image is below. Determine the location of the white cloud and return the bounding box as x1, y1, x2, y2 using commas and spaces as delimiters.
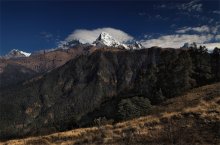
40, 32, 54, 42
64, 27, 134, 44
159, 4, 166, 8
138, 12, 146, 16
154, 0, 202, 13
141, 34, 215, 48
203, 43, 220, 49
176, 25, 220, 34
142, 24, 220, 50
176, 25, 210, 33
215, 35, 220, 41
213, 10, 220, 14
59, 26, 219, 50
208, 18, 214, 24
155, 14, 169, 20
211, 25, 220, 34
178, 0, 202, 12
154, 4, 167, 9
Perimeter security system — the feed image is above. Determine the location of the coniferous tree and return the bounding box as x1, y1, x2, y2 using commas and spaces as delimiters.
158, 50, 193, 97
211, 47, 220, 81
135, 63, 158, 97
151, 88, 165, 104
189, 46, 212, 86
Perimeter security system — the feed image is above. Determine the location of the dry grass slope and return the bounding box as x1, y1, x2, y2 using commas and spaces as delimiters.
1, 83, 220, 145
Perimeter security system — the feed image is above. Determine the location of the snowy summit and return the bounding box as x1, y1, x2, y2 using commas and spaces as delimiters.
56, 32, 144, 50
93, 32, 144, 49
3, 49, 31, 59
93, 32, 122, 47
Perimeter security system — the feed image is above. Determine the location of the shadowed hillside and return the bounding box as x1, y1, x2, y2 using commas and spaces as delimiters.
2, 82, 219, 145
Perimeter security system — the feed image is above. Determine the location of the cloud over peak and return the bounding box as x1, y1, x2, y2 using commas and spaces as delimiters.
141, 23, 220, 50
64, 28, 134, 44
59, 25, 220, 50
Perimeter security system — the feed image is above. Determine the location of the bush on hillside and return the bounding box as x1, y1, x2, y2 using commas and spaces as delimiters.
118, 97, 152, 120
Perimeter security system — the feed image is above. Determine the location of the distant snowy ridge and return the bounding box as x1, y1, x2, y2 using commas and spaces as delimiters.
2, 32, 143, 58
58, 31, 144, 50
1, 49, 31, 59
19, 50, 31, 57
128, 41, 144, 49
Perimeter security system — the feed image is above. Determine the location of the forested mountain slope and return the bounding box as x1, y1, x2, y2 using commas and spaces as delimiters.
0, 47, 219, 140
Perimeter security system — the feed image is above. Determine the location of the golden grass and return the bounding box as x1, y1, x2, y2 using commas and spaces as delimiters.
1, 82, 220, 145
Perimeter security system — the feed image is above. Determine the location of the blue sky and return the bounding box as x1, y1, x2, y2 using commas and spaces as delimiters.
0, 0, 220, 55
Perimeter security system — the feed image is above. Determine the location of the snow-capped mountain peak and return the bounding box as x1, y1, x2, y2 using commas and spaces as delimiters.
128, 41, 144, 49
58, 40, 82, 49
93, 32, 121, 47
3, 49, 31, 59
93, 32, 145, 50
98, 32, 114, 41
134, 41, 143, 48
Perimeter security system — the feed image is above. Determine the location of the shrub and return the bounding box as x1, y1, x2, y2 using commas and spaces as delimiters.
118, 97, 152, 120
